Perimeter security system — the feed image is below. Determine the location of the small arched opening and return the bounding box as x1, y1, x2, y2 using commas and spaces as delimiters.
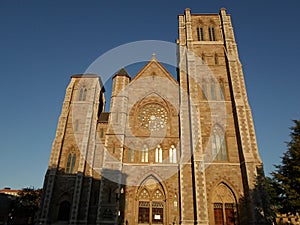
57, 200, 71, 221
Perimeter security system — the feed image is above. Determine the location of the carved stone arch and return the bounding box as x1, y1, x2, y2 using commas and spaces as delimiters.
212, 182, 237, 204
62, 144, 75, 160
152, 189, 164, 200
217, 77, 225, 88
135, 173, 167, 225
136, 91, 171, 112
211, 123, 227, 144
131, 92, 170, 118
212, 123, 225, 132
56, 192, 72, 221
58, 191, 72, 203
68, 145, 77, 153
136, 173, 167, 200
129, 80, 178, 109
207, 175, 243, 204
126, 76, 179, 134
138, 188, 150, 200
211, 182, 238, 225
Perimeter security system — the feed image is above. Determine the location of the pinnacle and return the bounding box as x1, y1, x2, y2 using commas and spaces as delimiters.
115, 68, 129, 76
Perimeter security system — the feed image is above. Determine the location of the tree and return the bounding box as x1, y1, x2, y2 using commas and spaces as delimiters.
9, 187, 42, 224
17, 187, 42, 209
264, 176, 282, 212
271, 120, 300, 215
252, 168, 275, 225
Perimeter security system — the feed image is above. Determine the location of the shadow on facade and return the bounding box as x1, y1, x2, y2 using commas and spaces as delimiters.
238, 167, 274, 225
0, 193, 15, 224
39, 168, 127, 225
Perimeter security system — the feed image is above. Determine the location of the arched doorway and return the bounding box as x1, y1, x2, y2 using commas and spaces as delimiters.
212, 183, 237, 225
137, 176, 166, 225
57, 200, 71, 221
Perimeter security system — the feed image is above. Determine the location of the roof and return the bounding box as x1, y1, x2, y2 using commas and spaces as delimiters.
130, 56, 178, 85
113, 68, 131, 79
71, 73, 99, 78
0, 189, 20, 196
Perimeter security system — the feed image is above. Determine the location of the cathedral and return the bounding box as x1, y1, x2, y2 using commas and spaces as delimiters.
39, 8, 265, 225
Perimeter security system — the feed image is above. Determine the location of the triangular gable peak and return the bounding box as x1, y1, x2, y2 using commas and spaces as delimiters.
130, 57, 178, 85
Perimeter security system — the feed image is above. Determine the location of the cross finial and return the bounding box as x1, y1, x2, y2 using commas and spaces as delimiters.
152, 53, 156, 60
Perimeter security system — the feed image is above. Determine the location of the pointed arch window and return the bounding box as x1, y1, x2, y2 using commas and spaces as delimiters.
202, 81, 207, 100
211, 125, 227, 160
141, 144, 149, 162
201, 54, 205, 64
79, 87, 87, 101
57, 200, 71, 221
169, 145, 177, 163
220, 81, 225, 100
209, 26, 216, 41
214, 53, 219, 65
74, 119, 79, 132
197, 26, 204, 41
211, 82, 216, 100
66, 152, 76, 173
128, 144, 135, 162
155, 145, 163, 163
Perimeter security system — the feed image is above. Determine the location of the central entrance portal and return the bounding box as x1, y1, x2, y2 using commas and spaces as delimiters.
137, 176, 166, 225
138, 201, 164, 224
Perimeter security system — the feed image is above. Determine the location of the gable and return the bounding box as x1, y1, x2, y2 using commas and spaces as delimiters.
130, 57, 178, 86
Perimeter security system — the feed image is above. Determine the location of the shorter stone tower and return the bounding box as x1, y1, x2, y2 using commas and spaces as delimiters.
39, 74, 106, 224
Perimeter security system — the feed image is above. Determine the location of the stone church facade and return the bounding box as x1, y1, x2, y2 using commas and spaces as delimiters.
39, 8, 264, 225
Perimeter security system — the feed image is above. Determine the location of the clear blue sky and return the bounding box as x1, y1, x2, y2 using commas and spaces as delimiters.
0, 0, 299, 189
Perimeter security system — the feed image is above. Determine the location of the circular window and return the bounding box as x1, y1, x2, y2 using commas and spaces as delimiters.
138, 104, 168, 131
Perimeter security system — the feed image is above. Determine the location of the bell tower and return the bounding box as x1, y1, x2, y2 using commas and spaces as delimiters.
177, 8, 263, 225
